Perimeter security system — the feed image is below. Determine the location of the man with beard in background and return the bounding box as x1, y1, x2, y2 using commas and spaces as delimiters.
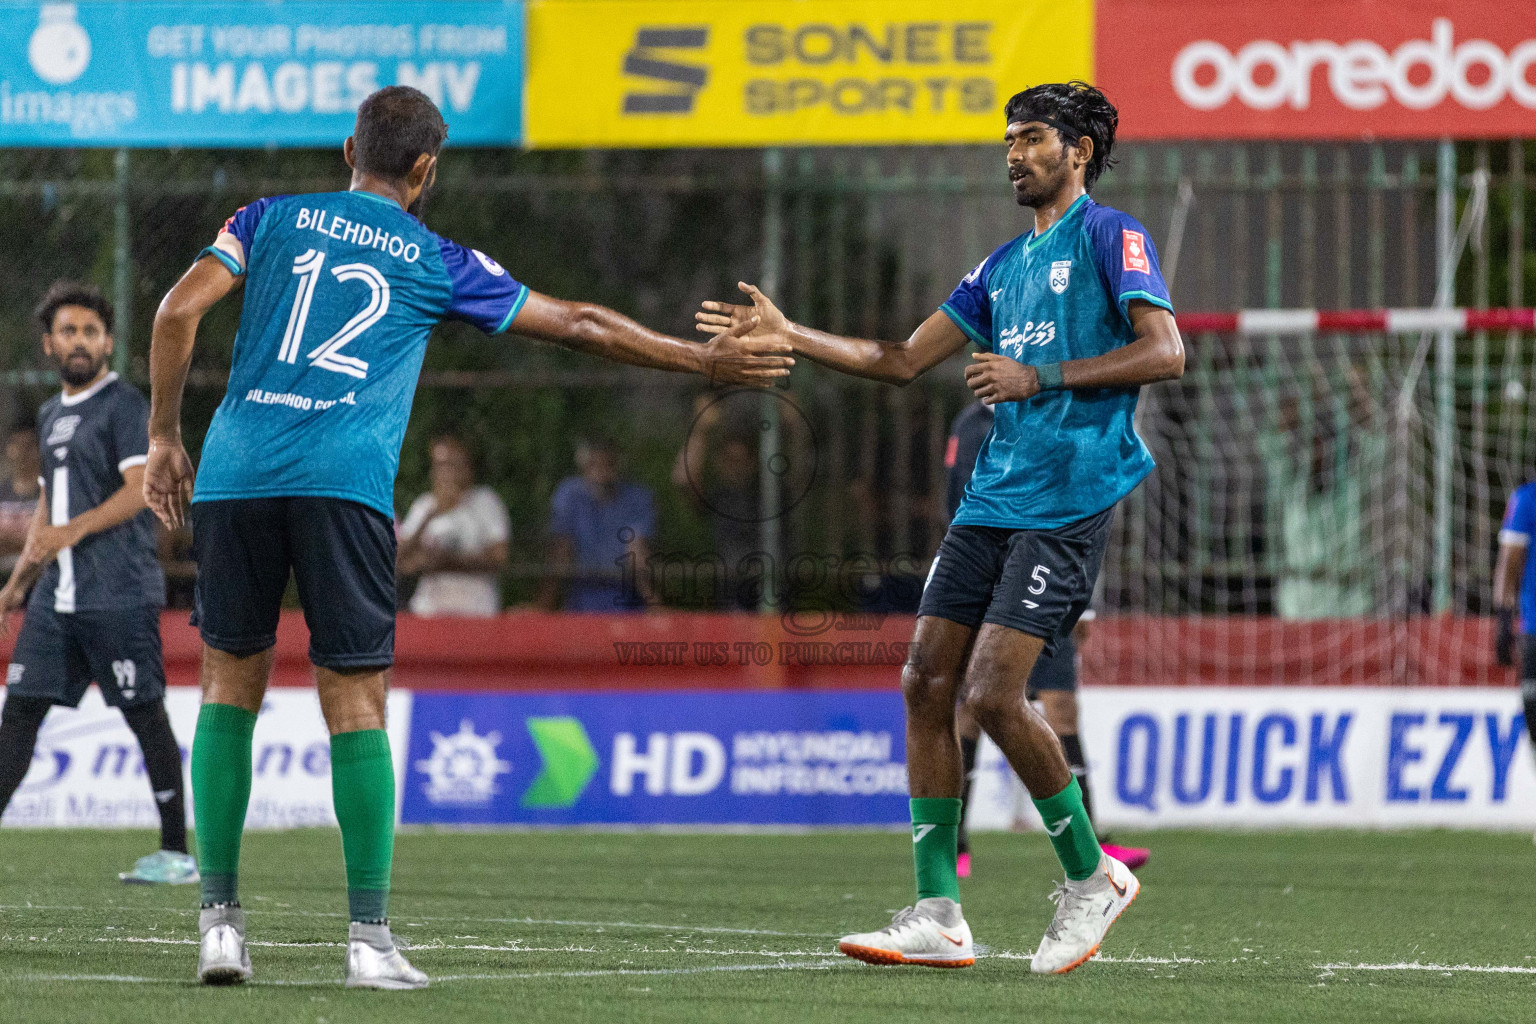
0, 281, 191, 886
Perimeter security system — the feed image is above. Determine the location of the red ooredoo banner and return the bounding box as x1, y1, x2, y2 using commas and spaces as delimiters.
1097, 1, 1536, 139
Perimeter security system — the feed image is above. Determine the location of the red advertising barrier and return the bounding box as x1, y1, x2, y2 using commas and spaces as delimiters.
1079, 615, 1505, 688
0, 611, 1505, 691
1098, 1, 1536, 139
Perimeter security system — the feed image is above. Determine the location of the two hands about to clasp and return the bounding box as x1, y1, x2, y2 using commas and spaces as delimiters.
697, 281, 1033, 402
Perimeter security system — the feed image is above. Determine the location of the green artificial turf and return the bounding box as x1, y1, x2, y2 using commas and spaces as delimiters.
1, 828, 1532, 1023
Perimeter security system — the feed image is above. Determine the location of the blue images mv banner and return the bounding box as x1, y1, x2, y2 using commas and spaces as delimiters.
401, 691, 912, 826
0, 1, 522, 146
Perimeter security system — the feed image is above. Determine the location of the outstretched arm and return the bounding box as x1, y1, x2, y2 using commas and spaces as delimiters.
696, 283, 969, 386
146, 250, 241, 528
964, 300, 1184, 404
511, 291, 792, 387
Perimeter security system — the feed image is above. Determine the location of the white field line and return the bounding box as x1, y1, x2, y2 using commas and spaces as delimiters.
1319, 962, 1536, 975
81, 935, 843, 956
50, 934, 1536, 971
0, 904, 827, 938
986, 951, 1207, 965
20, 959, 855, 987
51, 934, 1207, 966
15, 919, 1536, 978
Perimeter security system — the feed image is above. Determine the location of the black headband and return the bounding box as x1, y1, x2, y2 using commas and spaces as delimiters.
1008, 113, 1084, 144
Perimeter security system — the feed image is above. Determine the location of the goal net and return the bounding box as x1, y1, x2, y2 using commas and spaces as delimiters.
1087, 313, 1533, 688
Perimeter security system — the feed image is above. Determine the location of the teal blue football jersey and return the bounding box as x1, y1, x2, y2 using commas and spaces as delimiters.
193, 190, 528, 518
940, 195, 1172, 530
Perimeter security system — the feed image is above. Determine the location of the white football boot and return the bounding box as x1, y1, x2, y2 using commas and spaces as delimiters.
197, 904, 253, 985
1030, 853, 1140, 975
345, 922, 429, 990
838, 897, 975, 968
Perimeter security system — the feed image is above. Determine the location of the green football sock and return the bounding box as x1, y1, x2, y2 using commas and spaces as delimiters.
331, 730, 396, 923
1033, 777, 1102, 881
191, 702, 257, 906
910, 797, 963, 902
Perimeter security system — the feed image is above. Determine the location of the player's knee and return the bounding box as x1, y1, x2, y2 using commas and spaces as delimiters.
964, 681, 1026, 735
900, 661, 957, 720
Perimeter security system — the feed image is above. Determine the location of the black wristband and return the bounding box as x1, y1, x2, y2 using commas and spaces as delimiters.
1035, 362, 1065, 391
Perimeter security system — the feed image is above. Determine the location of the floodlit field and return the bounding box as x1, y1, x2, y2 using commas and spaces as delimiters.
0, 828, 1531, 1023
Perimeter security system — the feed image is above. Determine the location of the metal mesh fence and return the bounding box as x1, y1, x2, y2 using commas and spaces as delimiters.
0, 141, 1531, 643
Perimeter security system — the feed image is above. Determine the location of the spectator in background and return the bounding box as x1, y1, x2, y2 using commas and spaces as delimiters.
1256, 366, 1386, 619
541, 437, 657, 611
0, 417, 41, 575
398, 434, 510, 617
672, 395, 761, 610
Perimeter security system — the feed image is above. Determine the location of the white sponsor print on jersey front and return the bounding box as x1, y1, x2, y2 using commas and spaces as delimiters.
45, 414, 79, 445
998, 320, 1057, 356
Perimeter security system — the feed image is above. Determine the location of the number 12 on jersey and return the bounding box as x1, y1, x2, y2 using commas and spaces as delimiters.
277, 248, 390, 380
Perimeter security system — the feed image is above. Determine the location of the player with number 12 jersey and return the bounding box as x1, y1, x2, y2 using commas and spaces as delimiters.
146, 86, 789, 991
194, 190, 523, 515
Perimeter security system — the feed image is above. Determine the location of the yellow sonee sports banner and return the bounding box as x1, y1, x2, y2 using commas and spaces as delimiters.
525, 0, 1093, 148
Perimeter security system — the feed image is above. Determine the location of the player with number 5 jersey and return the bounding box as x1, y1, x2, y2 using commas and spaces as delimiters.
697, 81, 1183, 976
144, 86, 792, 993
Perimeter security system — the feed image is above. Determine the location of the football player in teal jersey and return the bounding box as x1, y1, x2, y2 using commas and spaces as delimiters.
144, 86, 790, 990
697, 81, 1183, 974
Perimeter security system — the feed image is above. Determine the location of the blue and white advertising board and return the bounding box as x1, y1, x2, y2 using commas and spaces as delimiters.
0, 686, 412, 829
1, 686, 1532, 830
0, 1, 523, 146
972, 687, 1536, 832
400, 691, 911, 826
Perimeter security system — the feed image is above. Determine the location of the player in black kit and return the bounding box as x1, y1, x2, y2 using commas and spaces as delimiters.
0, 281, 194, 885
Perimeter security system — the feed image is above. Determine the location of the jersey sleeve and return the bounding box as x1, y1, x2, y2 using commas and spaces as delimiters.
939, 238, 1015, 351
199, 196, 282, 275
110, 389, 151, 475
1084, 205, 1174, 324
1502, 487, 1536, 546
438, 239, 530, 335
